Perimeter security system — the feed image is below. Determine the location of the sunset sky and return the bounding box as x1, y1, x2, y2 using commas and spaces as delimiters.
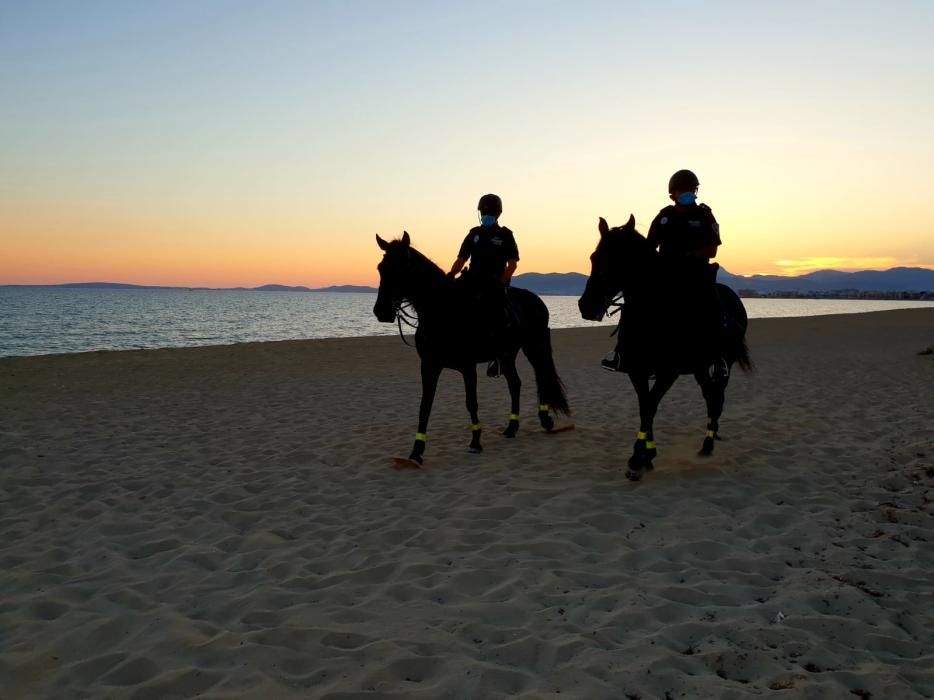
2, 1, 933, 287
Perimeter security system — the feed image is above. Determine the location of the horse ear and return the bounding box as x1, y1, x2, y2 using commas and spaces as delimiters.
626, 214, 635, 229
376, 234, 389, 251
401, 231, 411, 246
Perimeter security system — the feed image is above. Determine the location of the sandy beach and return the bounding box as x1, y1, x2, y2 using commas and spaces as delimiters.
1, 308, 933, 699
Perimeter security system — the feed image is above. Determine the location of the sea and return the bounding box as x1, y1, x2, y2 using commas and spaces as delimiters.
1, 287, 933, 358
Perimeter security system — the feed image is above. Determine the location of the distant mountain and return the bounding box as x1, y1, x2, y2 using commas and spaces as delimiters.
1, 282, 376, 293
4, 267, 933, 296
512, 267, 934, 296
511, 272, 589, 296
253, 284, 312, 292
56, 282, 171, 289
718, 266, 934, 294
309, 285, 378, 293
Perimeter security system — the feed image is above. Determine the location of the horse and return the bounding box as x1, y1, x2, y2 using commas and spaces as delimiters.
373, 232, 570, 466
577, 215, 752, 481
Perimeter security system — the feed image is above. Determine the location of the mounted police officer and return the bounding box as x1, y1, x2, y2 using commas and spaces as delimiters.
603, 170, 727, 378
449, 193, 520, 377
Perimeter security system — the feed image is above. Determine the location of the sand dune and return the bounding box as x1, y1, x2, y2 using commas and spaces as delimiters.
1, 309, 933, 699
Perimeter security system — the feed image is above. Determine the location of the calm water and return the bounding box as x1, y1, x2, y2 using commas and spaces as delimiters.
1, 287, 932, 358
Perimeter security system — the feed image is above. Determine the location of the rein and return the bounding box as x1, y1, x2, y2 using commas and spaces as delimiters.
606, 291, 624, 335
606, 291, 625, 316
394, 300, 418, 347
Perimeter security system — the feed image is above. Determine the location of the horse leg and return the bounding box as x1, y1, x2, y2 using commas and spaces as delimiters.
537, 403, 555, 433
695, 368, 728, 456
463, 365, 483, 453
626, 372, 653, 480
501, 356, 521, 438
627, 371, 678, 480
409, 362, 441, 464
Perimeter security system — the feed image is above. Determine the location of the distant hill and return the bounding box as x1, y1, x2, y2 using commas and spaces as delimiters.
309, 285, 378, 293
511, 272, 589, 295
1, 282, 377, 293
56, 282, 173, 289
718, 266, 934, 295
513, 267, 934, 296
4, 267, 933, 296
253, 284, 312, 292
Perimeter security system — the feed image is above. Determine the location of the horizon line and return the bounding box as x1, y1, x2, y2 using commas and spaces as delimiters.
3, 265, 934, 290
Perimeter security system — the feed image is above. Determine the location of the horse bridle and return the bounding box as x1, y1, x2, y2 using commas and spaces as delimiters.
393, 299, 418, 347
605, 291, 625, 317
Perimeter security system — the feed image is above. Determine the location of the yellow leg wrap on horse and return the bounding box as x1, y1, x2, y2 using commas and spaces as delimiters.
646, 441, 656, 449
539, 404, 550, 412
637, 431, 647, 440
471, 423, 481, 431
415, 432, 427, 442
706, 430, 715, 438
510, 414, 520, 421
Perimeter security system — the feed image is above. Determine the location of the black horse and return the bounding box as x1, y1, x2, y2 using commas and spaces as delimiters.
374, 232, 570, 465
578, 215, 751, 481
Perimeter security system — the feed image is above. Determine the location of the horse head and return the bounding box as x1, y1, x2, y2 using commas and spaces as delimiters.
578, 214, 647, 321
373, 231, 413, 322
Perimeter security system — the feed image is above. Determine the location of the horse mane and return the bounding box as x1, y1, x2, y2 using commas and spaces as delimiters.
604, 223, 654, 265
382, 236, 447, 295
407, 245, 446, 283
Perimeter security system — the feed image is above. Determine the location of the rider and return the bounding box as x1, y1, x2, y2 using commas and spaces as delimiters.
602, 169, 727, 377
449, 193, 520, 377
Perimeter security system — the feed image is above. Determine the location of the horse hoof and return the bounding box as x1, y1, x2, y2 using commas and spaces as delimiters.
699, 437, 715, 456
625, 468, 643, 481
643, 461, 655, 471
468, 444, 483, 454
503, 428, 517, 438
539, 414, 555, 432
407, 453, 424, 465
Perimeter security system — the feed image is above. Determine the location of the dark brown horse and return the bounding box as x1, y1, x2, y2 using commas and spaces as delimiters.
578, 216, 751, 480
374, 232, 569, 465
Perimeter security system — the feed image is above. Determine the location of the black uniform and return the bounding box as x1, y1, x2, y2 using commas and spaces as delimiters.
457, 224, 520, 284
457, 224, 519, 351
647, 202, 722, 364
646, 203, 720, 260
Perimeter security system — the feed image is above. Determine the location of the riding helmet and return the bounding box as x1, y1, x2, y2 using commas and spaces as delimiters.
477, 193, 503, 216
668, 169, 700, 193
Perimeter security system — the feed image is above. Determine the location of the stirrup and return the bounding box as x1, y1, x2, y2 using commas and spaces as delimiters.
601, 351, 623, 372
708, 357, 730, 381
486, 359, 501, 378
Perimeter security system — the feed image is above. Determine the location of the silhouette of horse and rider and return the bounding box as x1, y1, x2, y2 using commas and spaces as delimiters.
373, 173, 751, 477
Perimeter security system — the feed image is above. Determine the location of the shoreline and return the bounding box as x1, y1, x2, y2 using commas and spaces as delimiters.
3, 304, 934, 362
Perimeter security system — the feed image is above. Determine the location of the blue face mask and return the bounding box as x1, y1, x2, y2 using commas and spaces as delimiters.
480, 214, 498, 226
677, 192, 697, 206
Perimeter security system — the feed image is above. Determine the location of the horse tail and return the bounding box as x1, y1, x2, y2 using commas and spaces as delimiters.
524, 327, 571, 415
716, 282, 753, 373
734, 336, 753, 373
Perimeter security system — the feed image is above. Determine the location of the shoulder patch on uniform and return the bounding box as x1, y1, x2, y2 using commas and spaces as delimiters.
660, 216, 668, 225
473, 234, 479, 243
